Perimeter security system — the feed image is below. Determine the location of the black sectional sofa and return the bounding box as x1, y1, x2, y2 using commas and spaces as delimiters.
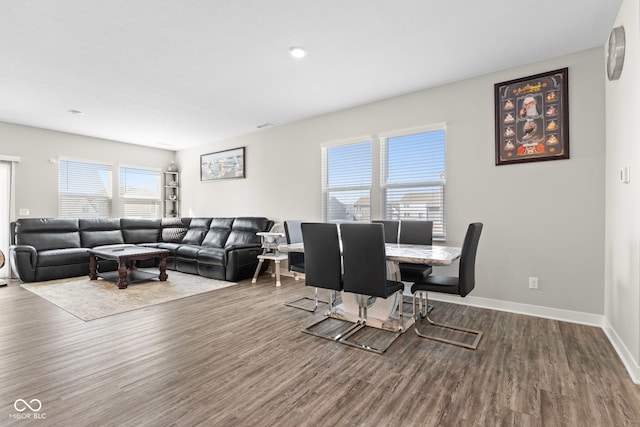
10, 217, 273, 283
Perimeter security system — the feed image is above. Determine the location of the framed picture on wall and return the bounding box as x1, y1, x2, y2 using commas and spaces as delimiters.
494, 68, 569, 166
200, 147, 245, 181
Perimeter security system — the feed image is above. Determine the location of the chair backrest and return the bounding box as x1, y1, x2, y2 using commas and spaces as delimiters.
458, 222, 483, 297
284, 220, 305, 270
301, 223, 342, 291
284, 220, 303, 244
399, 220, 433, 245
371, 220, 399, 243
340, 223, 390, 298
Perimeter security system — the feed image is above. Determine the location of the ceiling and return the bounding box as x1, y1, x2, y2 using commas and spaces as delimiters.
0, 0, 621, 151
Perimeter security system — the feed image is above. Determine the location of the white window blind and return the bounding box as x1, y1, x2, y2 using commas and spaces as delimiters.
381, 127, 446, 238
119, 166, 161, 218
59, 158, 112, 218
322, 139, 372, 222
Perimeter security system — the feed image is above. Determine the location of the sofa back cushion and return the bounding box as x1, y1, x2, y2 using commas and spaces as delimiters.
79, 218, 125, 248
161, 217, 190, 243
201, 218, 234, 248
225, 217, 272, 247
181, 217, 212, 245
120, 218, 161, 244
14, 218, 81, 251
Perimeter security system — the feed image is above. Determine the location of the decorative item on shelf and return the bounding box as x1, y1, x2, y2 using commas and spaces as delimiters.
167, 160, 178, 172
168, 180, 178, 187
169, 194, 177, 201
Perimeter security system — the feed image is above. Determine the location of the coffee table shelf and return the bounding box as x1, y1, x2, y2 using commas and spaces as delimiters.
97, 269, 161, 285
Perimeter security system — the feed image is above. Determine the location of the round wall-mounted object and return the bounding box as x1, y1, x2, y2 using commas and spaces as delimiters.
607, 26, 626, 81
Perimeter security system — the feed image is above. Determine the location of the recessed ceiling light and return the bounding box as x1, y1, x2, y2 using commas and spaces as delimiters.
68, 109, 84, 115
289, 46, 306, 59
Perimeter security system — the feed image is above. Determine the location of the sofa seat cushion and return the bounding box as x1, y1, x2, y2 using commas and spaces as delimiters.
156, 243, 182, 256
176, 245, 202, 258
138, 242, 161, 248
37, 248, 90, 267
197, 248, 226, 266
92, 244, 136, 251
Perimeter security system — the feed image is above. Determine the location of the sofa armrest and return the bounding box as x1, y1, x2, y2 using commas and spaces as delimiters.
225, 245, 263, 281
9, 245, 38, 282
224, 243, 261, 252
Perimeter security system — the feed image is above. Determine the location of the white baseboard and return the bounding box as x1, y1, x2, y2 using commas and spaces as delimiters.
602, 318, 640, 384
425, 293, 604, 326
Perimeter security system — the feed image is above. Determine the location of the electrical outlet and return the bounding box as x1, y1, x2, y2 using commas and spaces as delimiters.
529, 277, 539, 289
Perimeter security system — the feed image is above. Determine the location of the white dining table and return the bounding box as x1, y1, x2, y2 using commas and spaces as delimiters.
278, 242, 462, 332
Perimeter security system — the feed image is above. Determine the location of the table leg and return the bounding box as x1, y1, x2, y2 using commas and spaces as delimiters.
89, 255, 97, 280
118, 259, 128, 289
275, 258, 281, 287
158, 254, 168, 281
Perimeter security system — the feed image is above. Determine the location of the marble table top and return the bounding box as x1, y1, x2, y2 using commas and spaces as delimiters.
278, 242, 461, 266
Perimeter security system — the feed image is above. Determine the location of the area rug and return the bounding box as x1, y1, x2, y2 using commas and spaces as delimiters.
20, 270, 237, 321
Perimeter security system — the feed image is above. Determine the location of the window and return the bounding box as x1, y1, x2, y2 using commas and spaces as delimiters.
119, 166, 161, 218
381, 126, 446, 238
59, 158, 112, 218
321, 124, 447, 237
322, 139, 372, 222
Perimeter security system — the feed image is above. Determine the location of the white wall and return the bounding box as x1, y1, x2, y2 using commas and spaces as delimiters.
604, 0, 640, 382
178, 48, 606, 316
0, 122, 175, 218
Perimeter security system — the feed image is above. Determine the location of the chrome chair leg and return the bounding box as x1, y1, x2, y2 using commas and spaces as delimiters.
412, 291, 482, 350
303, 290, 360, 341
340, 293, 403, 354
285, 287, 329, 312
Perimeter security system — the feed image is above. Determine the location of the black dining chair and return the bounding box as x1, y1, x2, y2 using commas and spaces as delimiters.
339, 222, 405, 353
284, 220, 326, 312
411, 222, 483, 349
284, 220, 305, 279
398, 220, 434, 282
300, 222, 359, 341
372, 220, 399, 243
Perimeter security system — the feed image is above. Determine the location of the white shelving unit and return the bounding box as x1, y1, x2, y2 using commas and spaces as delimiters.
164, 171, 180, 217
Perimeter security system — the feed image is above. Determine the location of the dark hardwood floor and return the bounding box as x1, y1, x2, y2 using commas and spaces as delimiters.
1, 274, 639, 426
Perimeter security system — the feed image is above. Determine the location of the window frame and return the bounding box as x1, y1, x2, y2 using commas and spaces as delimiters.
321, 135, 373, 223
379, 123, 447, 239
118, 164, 162, 219
58, 156, 113, 219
